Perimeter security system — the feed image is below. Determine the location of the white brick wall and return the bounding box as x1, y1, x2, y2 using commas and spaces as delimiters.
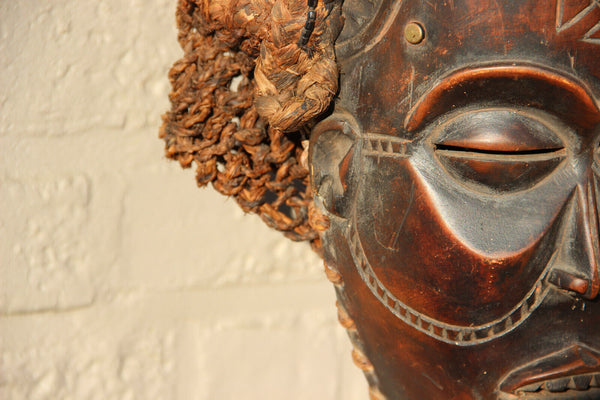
0, 1, 367, 399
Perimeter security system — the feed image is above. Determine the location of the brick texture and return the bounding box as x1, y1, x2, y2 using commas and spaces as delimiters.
0, 1, 367, 399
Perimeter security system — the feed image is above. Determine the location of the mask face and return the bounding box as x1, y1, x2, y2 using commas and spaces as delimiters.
311, 0, 600, 398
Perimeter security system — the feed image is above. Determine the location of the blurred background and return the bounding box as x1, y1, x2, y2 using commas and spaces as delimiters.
0, 1, 367, 398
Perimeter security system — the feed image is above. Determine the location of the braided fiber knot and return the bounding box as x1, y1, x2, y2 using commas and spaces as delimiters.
254, 0, 338, 131
160, 0, 341, 245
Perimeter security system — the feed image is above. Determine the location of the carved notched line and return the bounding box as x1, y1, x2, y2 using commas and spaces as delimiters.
362, 133, 412, 158
346, 220, 553, 346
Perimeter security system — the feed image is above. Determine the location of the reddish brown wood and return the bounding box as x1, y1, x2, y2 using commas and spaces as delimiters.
310, 0, 600, 398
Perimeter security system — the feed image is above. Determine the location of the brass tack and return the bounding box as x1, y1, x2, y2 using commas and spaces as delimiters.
405, 22, 425, 44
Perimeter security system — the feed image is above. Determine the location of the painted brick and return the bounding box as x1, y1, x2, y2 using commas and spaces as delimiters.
0, 0, 369, 398
0, 0, 179, 137
0, 175, 95, 313
120, 163, 323, 290
1, 313, 176, 400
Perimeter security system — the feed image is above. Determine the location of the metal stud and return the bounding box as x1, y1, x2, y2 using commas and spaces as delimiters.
404, 22, 425, 44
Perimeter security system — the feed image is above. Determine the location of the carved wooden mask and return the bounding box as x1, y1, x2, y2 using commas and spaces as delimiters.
310, 0, 600, 398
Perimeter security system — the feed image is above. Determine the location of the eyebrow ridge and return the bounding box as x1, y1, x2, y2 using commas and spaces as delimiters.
404, 65, 600, 132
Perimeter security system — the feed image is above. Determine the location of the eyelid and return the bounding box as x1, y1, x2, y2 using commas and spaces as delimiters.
406, 64, 600, 133
431, 108, 568, 194
433, 108, 566, 153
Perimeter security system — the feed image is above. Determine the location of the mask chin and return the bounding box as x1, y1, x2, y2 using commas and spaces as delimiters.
309, 112, 360, 219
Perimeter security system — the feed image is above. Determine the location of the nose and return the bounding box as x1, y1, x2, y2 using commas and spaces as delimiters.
547, 177, 600, 300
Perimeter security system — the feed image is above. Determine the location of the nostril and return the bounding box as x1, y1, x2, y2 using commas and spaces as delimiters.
548, 268, 590, 296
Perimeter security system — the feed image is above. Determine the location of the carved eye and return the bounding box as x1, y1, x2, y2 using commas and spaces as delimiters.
433, 109, 567, 193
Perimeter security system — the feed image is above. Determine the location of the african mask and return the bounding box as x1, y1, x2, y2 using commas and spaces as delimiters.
161, 0, 600, 399
310, 0, 600, 398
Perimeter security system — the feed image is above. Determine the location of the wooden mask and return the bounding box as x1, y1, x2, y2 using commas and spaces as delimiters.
310, 0, 600, 398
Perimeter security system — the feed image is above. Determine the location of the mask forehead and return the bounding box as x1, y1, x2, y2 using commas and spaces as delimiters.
338, 0, 600, 138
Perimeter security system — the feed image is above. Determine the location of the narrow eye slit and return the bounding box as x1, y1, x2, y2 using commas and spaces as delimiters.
431, 108, 568, 194
434, 143, 566, 160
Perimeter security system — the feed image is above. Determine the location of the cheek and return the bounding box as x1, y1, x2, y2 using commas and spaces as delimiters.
352, 154, 572, 327
412, 147, 576, 258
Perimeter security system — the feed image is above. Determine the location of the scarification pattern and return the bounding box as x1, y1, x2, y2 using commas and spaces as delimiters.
556, 0, 600, 44
362, 134, 412, 159
346, 220, 553, 345
515, 373, 600, 395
